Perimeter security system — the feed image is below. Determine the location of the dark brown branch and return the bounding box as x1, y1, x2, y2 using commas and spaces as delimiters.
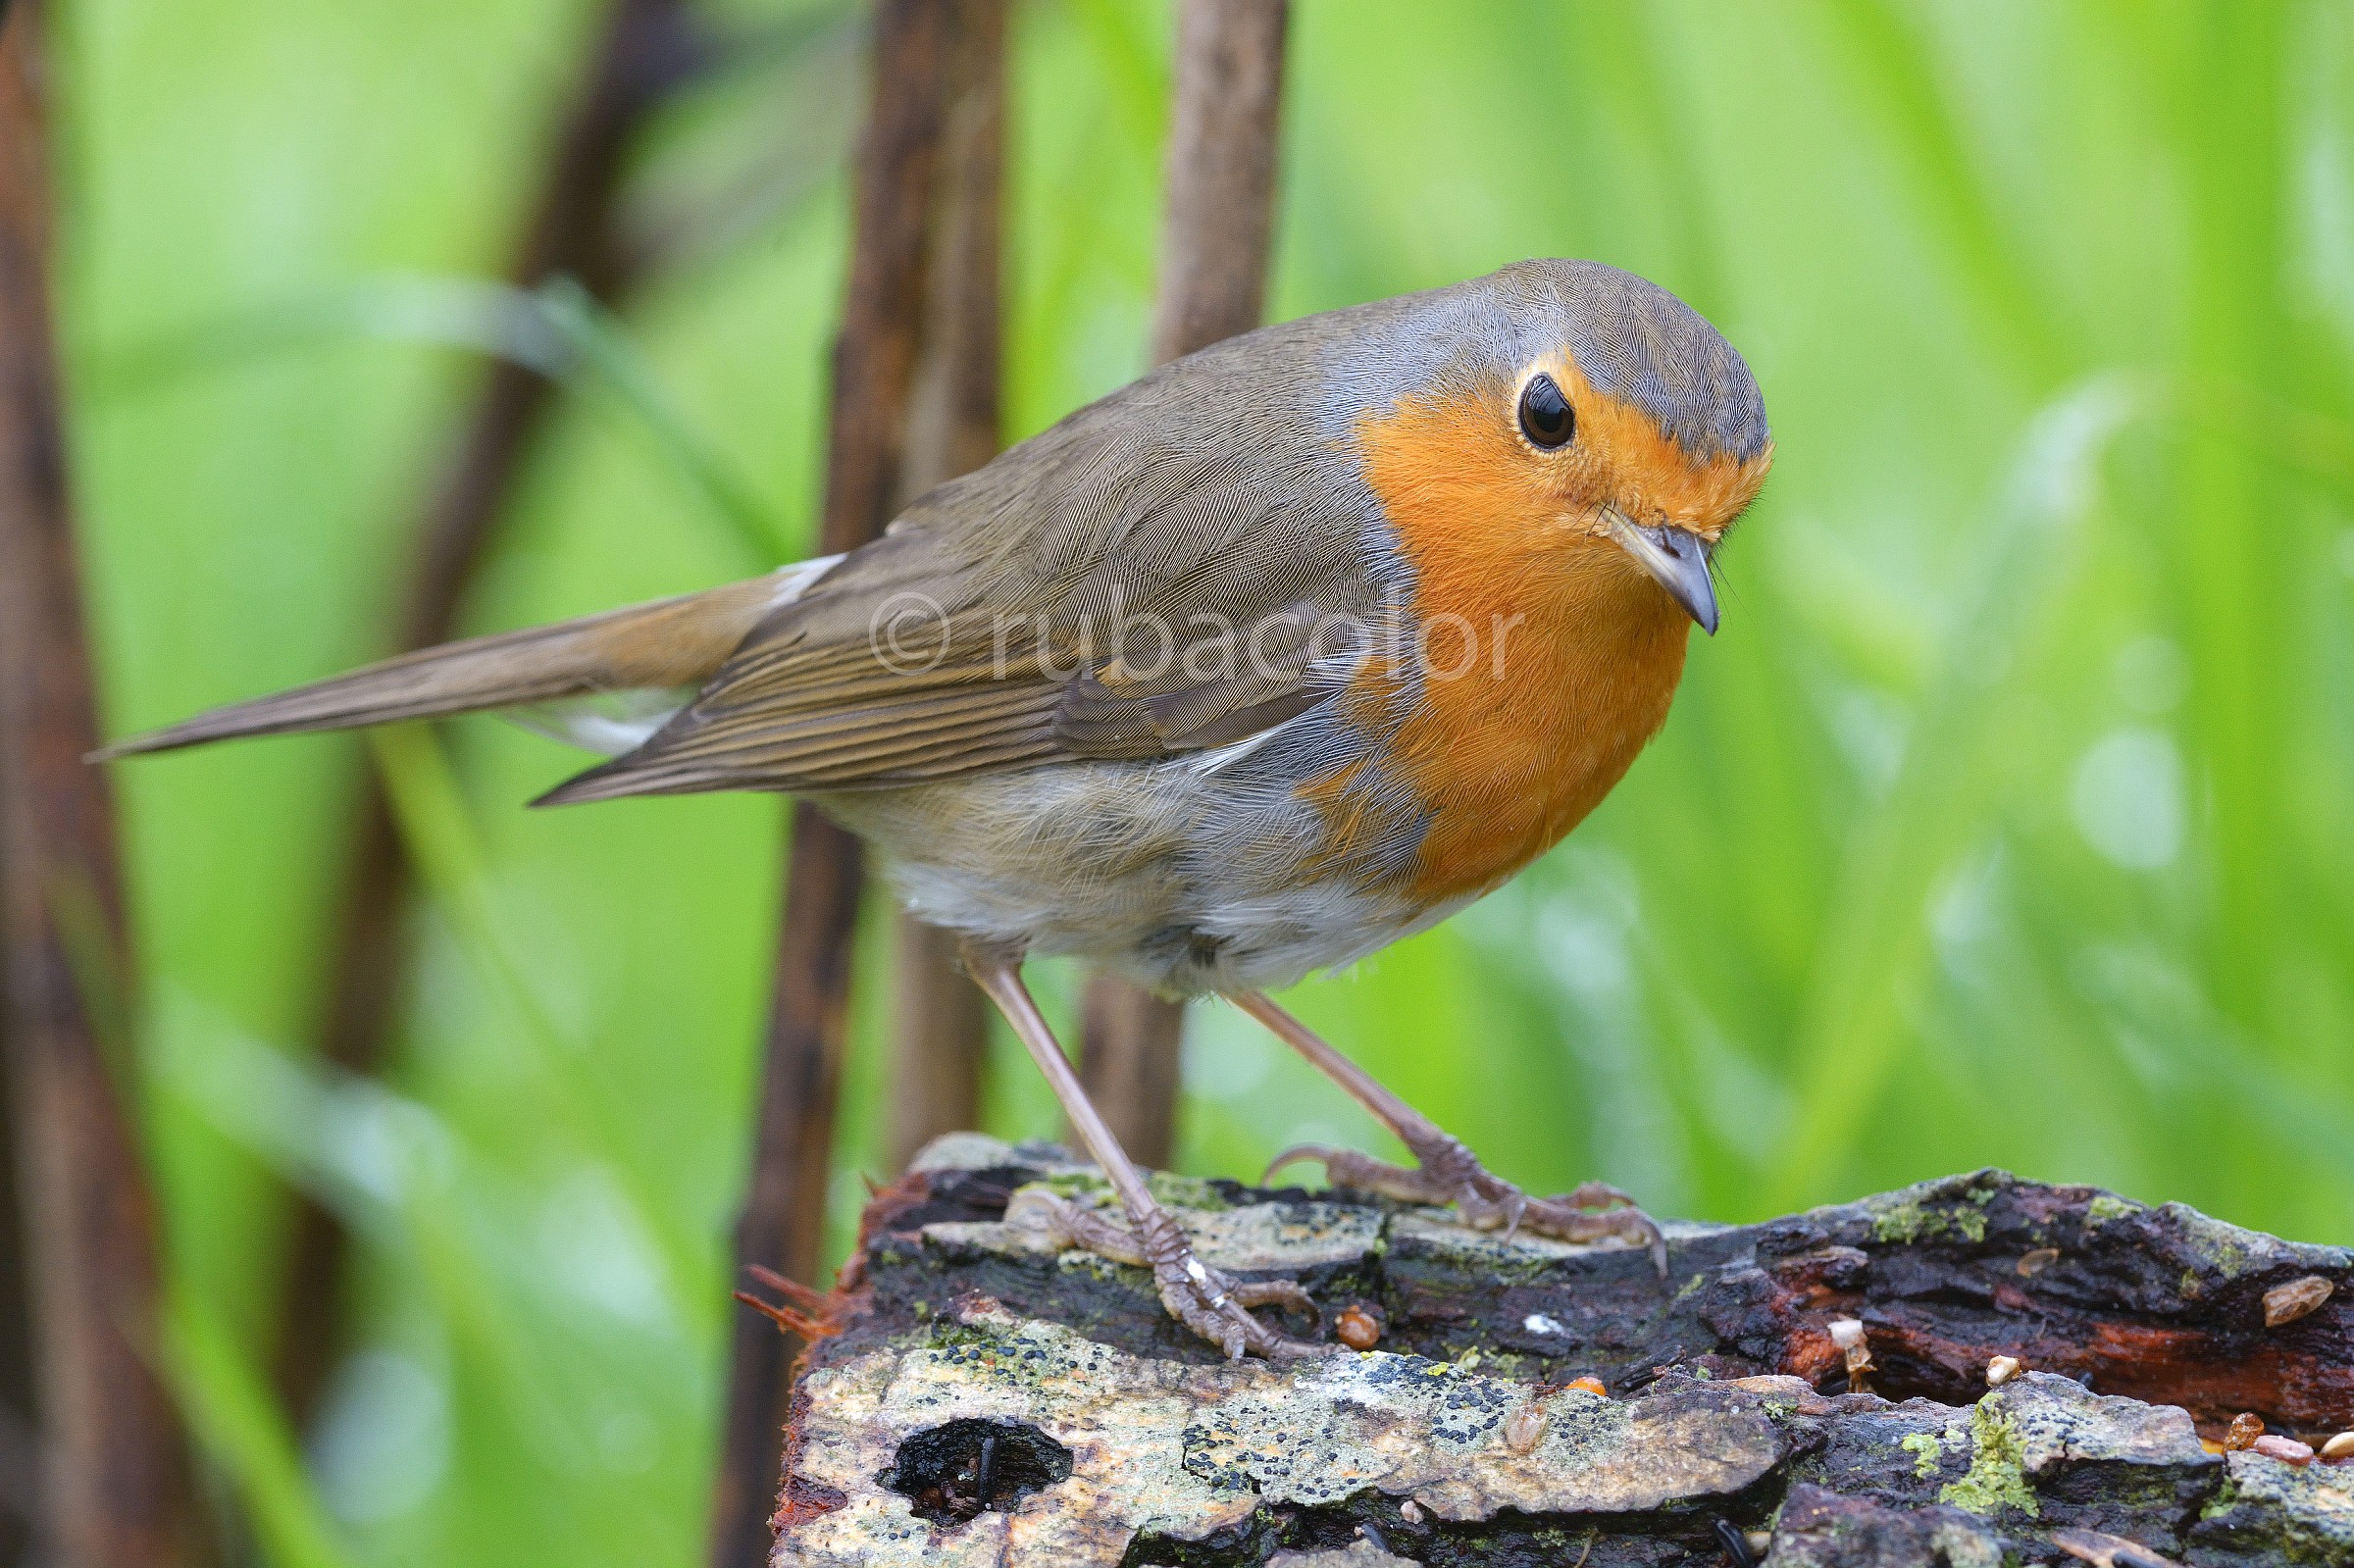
1079, 0, 1290, 1167
267, 0, 703, 1426
0, 6, 199, 1563
712, 2, 983, 1561
886, 0, 1006, 1176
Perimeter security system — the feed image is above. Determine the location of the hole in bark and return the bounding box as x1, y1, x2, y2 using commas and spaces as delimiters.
881, 1416, 1073, 1526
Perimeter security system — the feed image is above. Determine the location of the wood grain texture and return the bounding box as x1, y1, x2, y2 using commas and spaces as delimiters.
714, 1, 972, 1561
270, 0, 706, 1425
0, 6, 198, 1563
1082, 0, 1290, 1167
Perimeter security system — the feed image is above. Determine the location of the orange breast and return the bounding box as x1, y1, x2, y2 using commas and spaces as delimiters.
1345, 384, 1694, 907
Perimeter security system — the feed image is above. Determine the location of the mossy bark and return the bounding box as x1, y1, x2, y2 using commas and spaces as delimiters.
766, 1138, 2354, 1567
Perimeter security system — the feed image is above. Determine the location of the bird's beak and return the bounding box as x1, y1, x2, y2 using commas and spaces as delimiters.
1603, 506, 1719, 635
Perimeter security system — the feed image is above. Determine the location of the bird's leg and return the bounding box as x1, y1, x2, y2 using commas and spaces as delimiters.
1241, 991, 1667, 1275
961, 946, 1326, 1360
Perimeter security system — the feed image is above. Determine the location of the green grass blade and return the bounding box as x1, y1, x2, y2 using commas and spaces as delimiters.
160, 1291, 361, 1568
365, 723, 701, 1312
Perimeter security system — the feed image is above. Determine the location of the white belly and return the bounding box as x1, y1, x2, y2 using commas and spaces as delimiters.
816, 754, 1442, 996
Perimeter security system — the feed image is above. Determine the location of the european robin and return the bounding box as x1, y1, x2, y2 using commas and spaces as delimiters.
102, 259, 1771, 1359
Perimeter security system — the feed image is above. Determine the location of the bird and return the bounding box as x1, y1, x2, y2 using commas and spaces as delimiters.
99, 258, 1770, 1361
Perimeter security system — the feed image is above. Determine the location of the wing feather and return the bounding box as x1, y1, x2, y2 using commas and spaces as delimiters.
538, 318, 1399, 805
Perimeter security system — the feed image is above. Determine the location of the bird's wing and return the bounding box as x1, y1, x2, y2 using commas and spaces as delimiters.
540, 337, 1394, 804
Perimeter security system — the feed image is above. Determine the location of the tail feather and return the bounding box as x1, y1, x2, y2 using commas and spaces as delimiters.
91, 563, 831, 761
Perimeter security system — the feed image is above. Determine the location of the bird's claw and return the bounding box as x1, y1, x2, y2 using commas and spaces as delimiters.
1273, 1138, 1669, 1277
1010, 1189, 1328, 1360
1263, 1142, 1347, 1187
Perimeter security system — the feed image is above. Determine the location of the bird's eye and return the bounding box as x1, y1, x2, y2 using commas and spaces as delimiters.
1518, 373, 1574, 448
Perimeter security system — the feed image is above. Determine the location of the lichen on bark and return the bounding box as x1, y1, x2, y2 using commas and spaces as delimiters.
767, 1138, 2354, 1566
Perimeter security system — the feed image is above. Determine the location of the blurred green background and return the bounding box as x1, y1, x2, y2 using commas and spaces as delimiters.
48, 0, 2354, 1561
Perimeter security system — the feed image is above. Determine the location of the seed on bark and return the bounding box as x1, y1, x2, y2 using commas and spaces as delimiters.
2262, 1275, 2332, 1328
2318, 1431, 2354, 1462
1334, 1303, 1382, 1351
2017, 1247, 2060, 1276
1565, 1374, 1608, 1397
1986, 1354, 2023, 1387
1400, 1498, 1424, 1524
2225, 1412, 2265, 1450
1712, 1519, 1759, 1567
1827, 1317, 1874, 1392
1503, 1403, 1546, 1454
2050, 1527, 2188, 1568
2250, 1435, 2315, 1465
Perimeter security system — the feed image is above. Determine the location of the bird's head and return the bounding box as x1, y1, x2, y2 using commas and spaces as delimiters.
1354, 259, 1772, 636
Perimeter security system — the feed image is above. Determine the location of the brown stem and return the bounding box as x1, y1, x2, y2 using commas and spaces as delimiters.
888, 920, 992, 1174
886, 0, 1006, 1175
1148, 0, 1291, 368
267, 0, 705, 1428
710, 2, 981, 1561
1078, 0, 1291, 1166
0, 5, 200, 1562
1077, 977, 1184, 1171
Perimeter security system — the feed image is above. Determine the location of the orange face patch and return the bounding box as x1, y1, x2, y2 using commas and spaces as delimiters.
1322, 363, 1764, 905
1532, 352, 1771, 541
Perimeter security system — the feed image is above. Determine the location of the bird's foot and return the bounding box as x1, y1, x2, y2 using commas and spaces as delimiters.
1266, 1133, 1667, 1276
1008, 1189, 1328, 1360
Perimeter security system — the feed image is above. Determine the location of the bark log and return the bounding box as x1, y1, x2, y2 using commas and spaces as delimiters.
0, 6, 200, 1564
1077, 0, 1291, 1165
271, 0, 704, 1428
766, 1142, 2354, 1567
715, 1, 980, 1560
